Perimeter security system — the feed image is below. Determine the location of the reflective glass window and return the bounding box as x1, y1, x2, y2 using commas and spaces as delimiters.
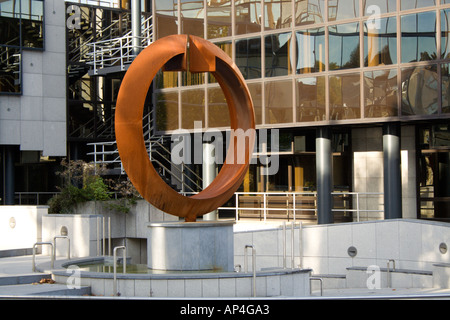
441, 9, 450, 60
295, 0, 325, 26
441, 64, 450, 113
401, 11, 437, 63
329, 73, 361, 120
207, 0, 231, 39
329, 22, 360, 70
20, 0, 44, 48
401, 0, 436, 11
328, 0, 359, 22
0, 46, 21, 93
181, 89, 206, 129
364, 17, 397, 66
364, 69, 398, 118
155, 70, 178, 90
181, 0, 204, 38
264, 0, 293, 30
401, 65, 438, 116
0, 0, 21, 47
265, 79, 293, 124
235, 37, 262, 79
156, 91, 179, 131
363, 0, 397, 15
265, 32, 292, 77
155, 0, 178, 39
208, 86, 230, 128
235, 0, 262, 35
296, 28, 325, 74
296, 76, 326, 122
248, 82, 263, 125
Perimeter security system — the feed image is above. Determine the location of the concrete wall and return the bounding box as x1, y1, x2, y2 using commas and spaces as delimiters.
0, 0, 66, 156
234, 219, 450, 275
0, 206, 46, 252
351, 126, 417, 220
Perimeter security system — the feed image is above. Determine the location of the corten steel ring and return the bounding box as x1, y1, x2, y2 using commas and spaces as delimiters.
115, 35, 255, 222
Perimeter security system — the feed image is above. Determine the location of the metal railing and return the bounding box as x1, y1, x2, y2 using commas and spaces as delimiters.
65, 0, 121, 8
244, 245, 256, 298
32, 242, 54, 272
113, 246, 127, 296
223, 192, 384, 223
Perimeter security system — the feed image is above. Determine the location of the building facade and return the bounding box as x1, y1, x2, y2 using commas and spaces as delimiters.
1, 0, 449, 224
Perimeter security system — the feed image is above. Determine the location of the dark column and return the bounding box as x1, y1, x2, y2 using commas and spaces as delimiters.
383, 123, 402, 219
316, 127, 334, 224
3, 146, 16, 205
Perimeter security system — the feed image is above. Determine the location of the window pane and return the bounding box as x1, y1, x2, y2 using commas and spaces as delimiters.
296, 76, 326, 122
181, 89, 205, 129
236, 0, 262, 35
296, 28, 325, 74
364, 69, 398, 118
207, 0, 231, 39
329, 73, 361, 120
236, 37, 262, 80
401, 12, 437, 63
329, 0, 359, 22
264, 0, 293, 30
181, 0, 204, 38
363, 0, 397, 15
208, 86, 230, 128
155, 70, 178, 89
248, 82, 263, 125
155, 0, 178, 39
364, 17, 397, 66
0, 0, 21, 46
265, 32, 292, 77
0, 46, 21, 93
442, 64, 450, 113
265, 80, 293, 124
441, 9, 450, 60
156, 91, 179, 131
401, 0, 436, 11
401, 65, 438, 116
329, 22, 360, 70
295, 0, 325, 26
21, 0, 44, 48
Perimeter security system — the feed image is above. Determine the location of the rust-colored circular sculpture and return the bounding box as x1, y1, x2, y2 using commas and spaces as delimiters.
115, 35, 255, 222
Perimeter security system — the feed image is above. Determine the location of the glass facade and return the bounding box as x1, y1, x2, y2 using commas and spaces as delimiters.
154, 0, 450, 132
0, 0, 44, 94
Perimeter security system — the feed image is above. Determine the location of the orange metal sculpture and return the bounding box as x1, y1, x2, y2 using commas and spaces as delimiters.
115, 35, 255, 222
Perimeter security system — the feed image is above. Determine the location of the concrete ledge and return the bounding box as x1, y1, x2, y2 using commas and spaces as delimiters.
433, 263, 450, 289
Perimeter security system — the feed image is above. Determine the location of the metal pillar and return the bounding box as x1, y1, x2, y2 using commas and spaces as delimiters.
3, 146, 16, 205
383, 123, 402, 219
202, 141, 217, 221
316, 127, 334, 225
131, 0, 141, 56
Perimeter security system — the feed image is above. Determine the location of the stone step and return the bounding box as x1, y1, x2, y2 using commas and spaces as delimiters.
0, 274, 52, 286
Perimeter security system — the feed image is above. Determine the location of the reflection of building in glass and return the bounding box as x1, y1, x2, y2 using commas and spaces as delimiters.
2, 0, 450, 224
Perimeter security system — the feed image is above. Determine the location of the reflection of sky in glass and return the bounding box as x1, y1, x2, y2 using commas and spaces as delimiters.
401, 0, 436, 11
363, 0, 397, 14
329, 23, 360, 70
296, 28, 325, 72
401, 11, 437, 63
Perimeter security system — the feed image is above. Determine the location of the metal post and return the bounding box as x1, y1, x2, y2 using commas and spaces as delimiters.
32, 242, 54, 272
291, 222, 295, 269
282, 222, 286, 269
53, 236, 70, 260
108, 217, 112, 256
235, 193, 239, 221
203, 141, 217, 221
97, 217, 100, 256
102, 217, 106, 256
316, 127, 334, 224
131, 0, 141, 56
298, 221, 303, 269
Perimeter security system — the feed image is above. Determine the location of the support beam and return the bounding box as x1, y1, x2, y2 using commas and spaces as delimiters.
316, 127, 333, 225
383, 122, 402, 219
202, 141, 217, 221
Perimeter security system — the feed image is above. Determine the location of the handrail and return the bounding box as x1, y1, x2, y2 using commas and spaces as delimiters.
53, 236, 70, 260
387, 259, 396, 288
32, 242, 54, 272
244, 245, 256, 297
310, 277, 323, 296
113, 246, 127, 296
